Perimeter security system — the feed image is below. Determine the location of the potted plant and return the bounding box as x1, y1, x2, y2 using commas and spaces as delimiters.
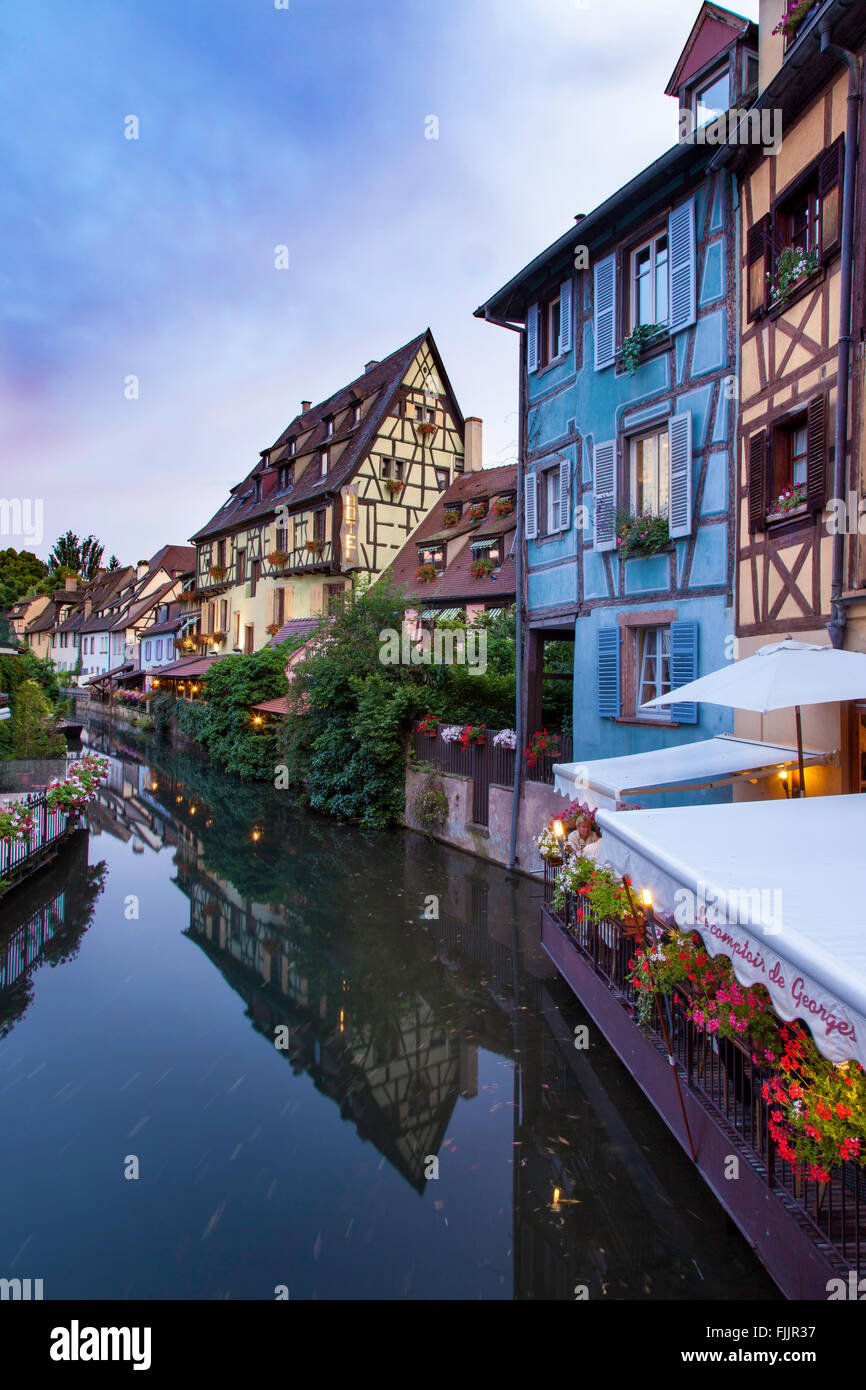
773, 0, 819, 44
620, 322, 667, 375
767, 245, 820, 305
415, 563, 437, 583
306, 539, 326, 556
616, 513, 670, 562
415, 420, 437, 436
266, 622, 283, 636
384, 477, 406, 496
267, 549, 289, 566
525, 729, 559, 767
468, 501, 486, 521
534, 825, 565, 866
469, 556, 495, 580
208, 564, 228, 580
442, 508, 461, 527
458, 723, 486, 748
417, 714, 440, 738
492, 727, 517, 749
767, 483, 807, 521
492, 496, 514, 518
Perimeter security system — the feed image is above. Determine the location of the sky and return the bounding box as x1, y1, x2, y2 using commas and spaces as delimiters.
0, 0, 759, 565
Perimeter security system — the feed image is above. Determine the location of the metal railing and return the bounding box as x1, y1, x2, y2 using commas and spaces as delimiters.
543, 869, 866, 1276
0, 792, 75, 880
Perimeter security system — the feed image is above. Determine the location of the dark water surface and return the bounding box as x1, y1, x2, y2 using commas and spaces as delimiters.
0, 720, 779, 1300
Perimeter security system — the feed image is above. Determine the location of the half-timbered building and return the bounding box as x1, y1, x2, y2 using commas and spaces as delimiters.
477, 6, 752, 802
189, 331, 470, 655
712, 0, 866, 794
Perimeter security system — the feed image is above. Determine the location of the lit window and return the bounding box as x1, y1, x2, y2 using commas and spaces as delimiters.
636, 626, 672, 715
630, 427, 670, 517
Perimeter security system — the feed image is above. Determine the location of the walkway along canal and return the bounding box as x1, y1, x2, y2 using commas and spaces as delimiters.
0, 715, 778, 1300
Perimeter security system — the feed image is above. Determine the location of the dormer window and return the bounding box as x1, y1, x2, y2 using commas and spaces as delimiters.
325, 416, 334, 438
279, 463, 294, 491
254, 477, 262, 502
288, 439, 296, 457
694, 67, 730, 127
320, 450, 329, 478
417, 543, 445, 575
352, 404, 361, 427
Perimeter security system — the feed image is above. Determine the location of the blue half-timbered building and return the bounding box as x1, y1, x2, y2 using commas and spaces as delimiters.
477, 6, 759, 805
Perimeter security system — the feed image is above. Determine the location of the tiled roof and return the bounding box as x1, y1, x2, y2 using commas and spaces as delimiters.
190, 330, 454, 544
385, 465, 518, 606
267, 617, 321, 649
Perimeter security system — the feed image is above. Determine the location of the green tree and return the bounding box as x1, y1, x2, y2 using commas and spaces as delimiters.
0, 548, 48, 609
48, 531, 105, 581
11, 679, 65, 758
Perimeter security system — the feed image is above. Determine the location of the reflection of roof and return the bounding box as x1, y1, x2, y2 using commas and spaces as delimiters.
251, 696, 289, 716
267, 617, 321, 650
191, 330, 461, 542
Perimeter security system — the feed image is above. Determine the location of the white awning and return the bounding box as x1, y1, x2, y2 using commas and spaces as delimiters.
552, 734, 834, 810
595, 794, 866, 1067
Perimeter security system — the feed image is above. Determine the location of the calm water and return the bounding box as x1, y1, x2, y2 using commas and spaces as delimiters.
0, 718, 779, 1300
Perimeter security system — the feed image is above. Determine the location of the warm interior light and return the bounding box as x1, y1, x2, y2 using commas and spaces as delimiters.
641, 888, 652, 908
552, 1187, 561, 1208
552, 819, 565, 838
778, 768, 788, 780
151, 782, 158, 791
252, 829, 260, 841
253, 715, 262, 726
176, 795, 183, 803
189, 806, 196, 814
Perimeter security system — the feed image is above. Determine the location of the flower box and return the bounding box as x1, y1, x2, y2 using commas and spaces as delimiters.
442, 509, 460, 527
492, 497, 514, 518
766, 484, 808, 522
525, 729, 559, 766
267, 550, 289, 566
468, 502, 486, 521
773, 0, 819, 43
458, 723, 485, 748
767, 246, 820, 306
208, 564, 228, 580
306, 540, 326, 556
384, 478, 406, 496
616, 513, 670, 563
415, 564, 437, 583
266, 623, 283, 636
418, 715, 440, 737
469, 557, 494, 580
619, 323, 667, 375
415, 420, 437, 437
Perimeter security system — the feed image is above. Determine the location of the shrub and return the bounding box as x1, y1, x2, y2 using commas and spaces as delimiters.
409, 768, 449, 834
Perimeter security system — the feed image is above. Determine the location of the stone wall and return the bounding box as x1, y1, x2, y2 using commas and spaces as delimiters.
403, 763, 568, 875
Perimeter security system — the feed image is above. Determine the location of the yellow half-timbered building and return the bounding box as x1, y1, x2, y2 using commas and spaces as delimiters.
190, 330, 476, 653
715, 0, 866, 794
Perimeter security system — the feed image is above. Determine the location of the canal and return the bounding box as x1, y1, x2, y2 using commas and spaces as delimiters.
0, 719, 779, 1300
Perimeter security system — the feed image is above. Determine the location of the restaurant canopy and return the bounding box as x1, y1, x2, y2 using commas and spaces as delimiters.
596, 794, 866, 1067
552, 733, 832, 810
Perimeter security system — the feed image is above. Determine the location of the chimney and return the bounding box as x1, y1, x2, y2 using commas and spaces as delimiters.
66, 577, 78, 591
137, 559, 149, 579
83, 597, 92, 619
759, 0, 787, 91
364, 360, 379, 373
301, 400, 311, 413
464, 417, 483, 472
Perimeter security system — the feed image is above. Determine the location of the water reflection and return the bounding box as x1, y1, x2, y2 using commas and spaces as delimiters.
0, 717, 778, 1299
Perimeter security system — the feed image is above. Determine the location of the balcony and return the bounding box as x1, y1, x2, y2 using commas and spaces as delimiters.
267, 541, 335, 575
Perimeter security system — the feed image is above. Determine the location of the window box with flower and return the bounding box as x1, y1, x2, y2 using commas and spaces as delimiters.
468, 502, 486, 521
469, 556, 495, 580
417, 714, 440, 738
767, 245, 820, 307
384, 478, 406, 496
267, 550, 289, 567
208, 564, 228, 580
525, 729, 560, 767
458, 723, 485, 748
492, 497, 514, 518
616, 513, 670, 562
773, 0, 819, 45
766, 483, 808, 522
415, 563, 438, 584
442, 508, 460, 527
306, 539, 326, 557
619, 322, 668, 376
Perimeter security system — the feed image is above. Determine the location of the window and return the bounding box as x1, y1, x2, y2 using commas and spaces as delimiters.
381, 457, 391, 479
391, 397, 401, 417
288, 439, 295, 456
694, 68, 730, 127
236, 548, 246, 584
144, 641, 151, 662
454, 455, 465, 474
251, 559, 261, 597
631, 233, 669, 329
743, 50, 759, 93
274, 587, 285, 626
749, 396, 826, 529
278, 464, 293, 491
394, 459, 404, 482
417, 544, 445, 574
775, 415, 808, 496
313, 509, 326, 542
294, 518, 307, 550
156, 639, 164, 660
275, 524, 288, 552
472, 538, 502, 569
352, 404, 361, 427
539, 292, 561, 367
636, 627, 672, 716
254, 477, 262, 503
219, 600, 228, 630
325, 416, 334, 438
234, 611, 241, 648
320, 451, 328, 478
244, 624, 254, 656
414, 404, 424, 422
435, 468, 449, 491
629, 427, 670, 517
217, 540, 226, 568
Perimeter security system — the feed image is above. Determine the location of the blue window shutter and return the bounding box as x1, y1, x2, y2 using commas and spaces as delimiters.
559, 278, 573, 354
668, 410, 693, 539
669, 620, 698, 723
527, 303, 539, 372
597, 628, 621, 718
668, 197, 696, 334
524, 472, 538, 540
593, 254, 616, 369
592, 439, 617, 551
558, 458, 571, 532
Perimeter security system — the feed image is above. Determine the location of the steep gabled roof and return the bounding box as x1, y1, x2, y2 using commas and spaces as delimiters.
191, 330, 461, 543
665, 4, 755, 98
386, 464, 518, 606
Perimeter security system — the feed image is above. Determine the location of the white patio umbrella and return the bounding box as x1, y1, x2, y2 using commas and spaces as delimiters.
642, 638, 866, 795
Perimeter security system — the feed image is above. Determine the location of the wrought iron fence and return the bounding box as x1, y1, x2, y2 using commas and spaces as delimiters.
0, 792, 74, 880
543, 868, 866, 1277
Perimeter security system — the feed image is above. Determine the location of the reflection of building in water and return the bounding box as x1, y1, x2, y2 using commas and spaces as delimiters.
84, 751, 179, 855
0, 832, 106, 1037
176, 857, 470, 1193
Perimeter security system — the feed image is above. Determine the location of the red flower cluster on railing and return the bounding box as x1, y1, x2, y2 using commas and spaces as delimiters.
418, 714, 440, 737
458, 723, 485, 748
525, 729, 559, 766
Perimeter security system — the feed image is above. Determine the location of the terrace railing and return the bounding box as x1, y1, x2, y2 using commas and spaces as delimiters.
0, 792, 75, 884
543, 868, 866, 1278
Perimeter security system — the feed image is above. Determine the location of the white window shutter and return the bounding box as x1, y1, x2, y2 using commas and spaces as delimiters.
527, 303, 539, 372
558, 459, 571, 531
668, 197, 696, 333
593, 254, 616, 370
668, 410, 693, 538
559, 278, 573, 354
593, 440, 617, 551
524, 473, 538, 540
